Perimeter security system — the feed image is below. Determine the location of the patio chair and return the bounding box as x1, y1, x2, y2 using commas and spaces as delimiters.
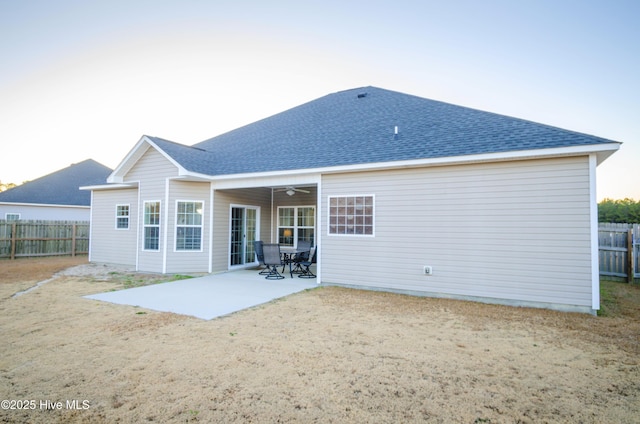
262, 243, 285, 280
290, 240, 312, 277
253, 240, 269, 275
298, 247, 317, 279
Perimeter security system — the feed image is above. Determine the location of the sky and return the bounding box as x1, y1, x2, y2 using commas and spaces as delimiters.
1, 0, 638, 200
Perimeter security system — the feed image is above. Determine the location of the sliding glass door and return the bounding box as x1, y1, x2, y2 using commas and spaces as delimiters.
230, 206, 259, 267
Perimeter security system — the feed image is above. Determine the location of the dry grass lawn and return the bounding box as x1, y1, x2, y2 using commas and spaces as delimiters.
0, 256, 639, 423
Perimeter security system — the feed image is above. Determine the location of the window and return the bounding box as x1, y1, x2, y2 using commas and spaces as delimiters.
5, 213, 20, 221
116, 205, 129, 229
328, 195, 374, 236
297, 206, 315, 245
143, 201, 160, 250
176, 201, 203, 251
277, 206, 315, 247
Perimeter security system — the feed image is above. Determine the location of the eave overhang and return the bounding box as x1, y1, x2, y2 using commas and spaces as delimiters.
0, 201, 89, 209
203, 142, 622, 188
97, 137, 621, 190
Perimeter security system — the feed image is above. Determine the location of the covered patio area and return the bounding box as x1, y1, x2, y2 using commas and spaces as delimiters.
85, 269, 318, 320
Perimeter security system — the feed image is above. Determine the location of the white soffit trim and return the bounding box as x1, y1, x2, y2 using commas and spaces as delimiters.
211, 173, 322, 190
200, 142, 621, 184
107, 136, 187, 183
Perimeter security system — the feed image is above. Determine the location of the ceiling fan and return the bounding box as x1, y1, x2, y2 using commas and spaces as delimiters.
274, 186, 311, 196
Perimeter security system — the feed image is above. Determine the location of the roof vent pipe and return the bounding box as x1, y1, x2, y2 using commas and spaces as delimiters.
393, 126, 399, 141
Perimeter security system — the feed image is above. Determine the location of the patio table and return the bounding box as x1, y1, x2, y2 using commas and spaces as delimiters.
280, 246, 306, 276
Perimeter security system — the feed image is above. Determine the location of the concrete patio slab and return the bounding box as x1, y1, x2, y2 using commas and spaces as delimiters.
84, 270, 318, 320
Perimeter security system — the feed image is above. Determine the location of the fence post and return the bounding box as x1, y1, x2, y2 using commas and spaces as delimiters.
628, 229, 634, 284
10, 222, 17, 260
71, 224, 77, 257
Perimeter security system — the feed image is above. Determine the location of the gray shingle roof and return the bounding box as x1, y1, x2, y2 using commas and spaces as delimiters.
158, 86, 618, 176
0, 159, 112, 206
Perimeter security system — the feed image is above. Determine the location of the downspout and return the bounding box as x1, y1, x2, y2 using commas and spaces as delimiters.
88, 190, 94, 262
208, 184, 214, 273
589, 154, 599, 313
271, 188, 275, 243
316, 176, 322, 284
135, 181, 141, 271
162, 178, 171, 274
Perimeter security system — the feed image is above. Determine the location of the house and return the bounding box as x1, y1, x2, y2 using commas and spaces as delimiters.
83, 87, 620, 314
0, 159, 112, 221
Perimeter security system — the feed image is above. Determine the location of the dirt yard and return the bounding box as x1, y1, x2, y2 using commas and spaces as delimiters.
1, 257, 639, 423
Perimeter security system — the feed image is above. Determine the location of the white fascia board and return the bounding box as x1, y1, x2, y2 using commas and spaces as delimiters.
80, 182, 139, 191
211, 173, 322, 190
0, 202, 89, 209
196, 143, 622, 185
108, 136, 188, 183
170, 172, 217, 182
107, 136, 150, 183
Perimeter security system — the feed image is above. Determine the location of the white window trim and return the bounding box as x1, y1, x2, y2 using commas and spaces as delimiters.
277, 205, 316, 247
174, 200, 204, 252
115, 204, 130, 230
327, 194, 375, 237
142, 200, 161, 251
5, 213, 20, 221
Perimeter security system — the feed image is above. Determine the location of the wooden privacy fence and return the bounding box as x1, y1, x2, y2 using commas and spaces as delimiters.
599, 223, 640, 283
0, 220, 89, 259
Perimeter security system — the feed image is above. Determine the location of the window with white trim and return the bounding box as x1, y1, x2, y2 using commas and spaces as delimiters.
143, 201, 160, 250
116, 205, 129, 229
277, 206, 315, 247
328, 195, 374, 235
5, 213, 20, 221
176, 201, 203, 251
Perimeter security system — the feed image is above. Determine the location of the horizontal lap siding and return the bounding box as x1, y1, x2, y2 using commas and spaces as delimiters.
0, 205, 90, 221
124, 148, 178, 272
211, 188, 272, 273
165, 181, 211, 274
90, 189, 138, 265
320, 157, 593, 307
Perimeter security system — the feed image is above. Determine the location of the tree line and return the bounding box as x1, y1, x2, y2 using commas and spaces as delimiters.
599, 198, 640, 223
0, 181, 17, 192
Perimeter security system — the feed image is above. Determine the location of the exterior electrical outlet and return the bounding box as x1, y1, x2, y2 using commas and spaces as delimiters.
423, 266, 433, 275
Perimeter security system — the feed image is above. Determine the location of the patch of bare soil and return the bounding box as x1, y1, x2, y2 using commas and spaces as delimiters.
1, 257, 639, 423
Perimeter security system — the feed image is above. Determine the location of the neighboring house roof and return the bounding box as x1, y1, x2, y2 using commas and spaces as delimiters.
0, 159, 112, 206
109, 86, 620, 182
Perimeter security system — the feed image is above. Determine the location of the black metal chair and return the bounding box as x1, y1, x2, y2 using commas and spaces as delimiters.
262, 243, 285, 280
298, 248, 317, 279
253, 240, 269, 275
290, 240, 311, 277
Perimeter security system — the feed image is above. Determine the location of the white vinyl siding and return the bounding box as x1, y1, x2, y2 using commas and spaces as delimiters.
89, 189, 138, 265
211, 188, 272, 273
0, 204, 90, 221
125, 148, 179, 272
320, 156, 594, 311
164, 182, 211, 273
